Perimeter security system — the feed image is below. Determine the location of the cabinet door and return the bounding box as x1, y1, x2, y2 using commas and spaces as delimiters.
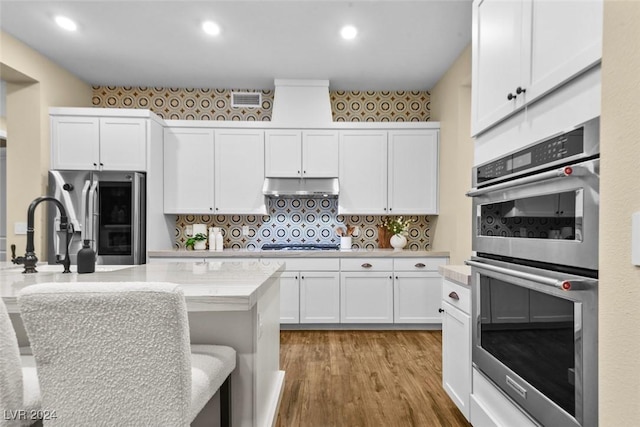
340, 272, 393, 323
265, 130, 301, 177
527, 0, 602, 103
442, 301, 471, 421
214, 129, 265, 214
394, 272, 442, 323
338, 131, 387, 214
280, 272, 300, 324
51, 116, 100, 170
388, 130, 439, 214
99, 117, 147, 171
163, 128, 214, 214
302, 130, 339, 177
471, 0, 528, 136
299, 272, 340, 323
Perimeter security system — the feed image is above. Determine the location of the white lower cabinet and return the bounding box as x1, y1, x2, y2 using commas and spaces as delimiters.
441, 278, 472, 421
340, 272, 394, 323
299, 272, 341, 323
279, 272, 301, 324
394, 272, 442, 323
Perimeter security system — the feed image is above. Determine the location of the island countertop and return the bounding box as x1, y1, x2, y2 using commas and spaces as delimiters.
0, 261, 284, 313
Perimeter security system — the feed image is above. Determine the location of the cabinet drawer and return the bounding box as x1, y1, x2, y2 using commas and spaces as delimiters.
341, 258, 393, 272
394, 257, 447, 271
442, 278, 471, 315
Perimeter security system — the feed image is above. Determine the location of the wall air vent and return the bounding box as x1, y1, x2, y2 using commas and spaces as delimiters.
231, 92, 262, 108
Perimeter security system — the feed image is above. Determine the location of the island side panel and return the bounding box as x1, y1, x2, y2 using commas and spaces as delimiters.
255, 275, 283, 427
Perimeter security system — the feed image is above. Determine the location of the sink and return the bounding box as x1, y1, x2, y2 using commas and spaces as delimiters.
2, 265, 133, 273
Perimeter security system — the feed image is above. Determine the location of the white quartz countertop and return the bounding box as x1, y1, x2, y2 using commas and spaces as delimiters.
438, 265, 471, 286
149, 249, 450, 259
0, 261, 284, 313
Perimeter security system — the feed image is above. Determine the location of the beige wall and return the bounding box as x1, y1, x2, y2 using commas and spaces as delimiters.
0, 31, 92, 258
429, 45, 473, 265
600, 1, 640, 424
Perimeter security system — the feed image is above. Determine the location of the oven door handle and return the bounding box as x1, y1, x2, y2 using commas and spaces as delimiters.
465, 259, 596, 290
466, 164, 590, 198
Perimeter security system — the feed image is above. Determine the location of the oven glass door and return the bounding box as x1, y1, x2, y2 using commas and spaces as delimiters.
479, 274, 577, 416
479, 189, 583, 241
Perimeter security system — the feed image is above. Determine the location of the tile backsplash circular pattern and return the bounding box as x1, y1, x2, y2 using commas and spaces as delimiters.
92, 86, 430, 122
176, 199, 431, 251
91, 85, 431, 249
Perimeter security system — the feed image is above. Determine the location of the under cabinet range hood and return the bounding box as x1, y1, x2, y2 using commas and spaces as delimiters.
262, 178, 339, 198
271, 79, 333, 126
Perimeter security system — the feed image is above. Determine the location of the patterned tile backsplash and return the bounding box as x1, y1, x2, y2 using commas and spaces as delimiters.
91, 85, 432, 249
176, 199, 431, 251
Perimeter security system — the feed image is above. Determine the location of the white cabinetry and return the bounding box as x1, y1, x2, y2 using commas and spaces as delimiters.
338, 130, 388, 214
340, 258, 394, 323
265, 130, 339, 177
280, 272, 301, 324
299, 271, 341, 323
472, 0, 603, 136
51, 115, 147, 171
214, 129, 266, 214
388, 130, 439, 214
441, 278, 471, 421
163, 128, 215, 214
339, 130, 439, 215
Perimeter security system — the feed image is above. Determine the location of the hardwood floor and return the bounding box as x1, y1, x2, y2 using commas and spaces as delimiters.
276, 330, 471, 427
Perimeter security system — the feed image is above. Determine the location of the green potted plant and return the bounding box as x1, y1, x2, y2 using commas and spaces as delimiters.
185, 232, 208, 250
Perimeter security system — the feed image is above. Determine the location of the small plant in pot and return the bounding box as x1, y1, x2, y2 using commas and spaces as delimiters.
186, 233, 208, 250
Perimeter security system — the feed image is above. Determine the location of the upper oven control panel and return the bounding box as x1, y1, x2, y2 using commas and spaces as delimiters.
473, 118, 600, 188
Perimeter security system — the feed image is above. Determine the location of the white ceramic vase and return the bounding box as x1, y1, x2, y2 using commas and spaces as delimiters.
390, 234, 407, 250
194, 240, 207, 251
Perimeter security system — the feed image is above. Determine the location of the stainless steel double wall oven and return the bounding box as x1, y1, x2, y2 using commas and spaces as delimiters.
467, 118, 599, 427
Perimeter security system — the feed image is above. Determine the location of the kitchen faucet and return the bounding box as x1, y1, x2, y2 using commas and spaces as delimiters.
12, 196, 73, 274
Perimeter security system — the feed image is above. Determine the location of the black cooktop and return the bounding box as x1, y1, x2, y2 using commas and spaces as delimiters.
261, 243, 340, 251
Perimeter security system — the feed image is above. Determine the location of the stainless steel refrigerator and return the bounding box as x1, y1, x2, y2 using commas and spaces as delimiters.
47, 170, 146, 265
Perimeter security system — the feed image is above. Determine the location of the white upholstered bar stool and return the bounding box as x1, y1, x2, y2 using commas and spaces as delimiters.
17, 282, 236, 427
0, 299, 41, 427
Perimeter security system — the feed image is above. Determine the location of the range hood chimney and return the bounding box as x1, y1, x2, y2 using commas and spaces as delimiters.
271, 79, 333, 126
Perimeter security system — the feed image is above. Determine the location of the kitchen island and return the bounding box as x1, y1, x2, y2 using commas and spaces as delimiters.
1, 260, 285, 427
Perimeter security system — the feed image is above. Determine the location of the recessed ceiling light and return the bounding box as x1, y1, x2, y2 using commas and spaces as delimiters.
340, 25, 357, 40
202, 21, 221, 36
55, 15, 77, 32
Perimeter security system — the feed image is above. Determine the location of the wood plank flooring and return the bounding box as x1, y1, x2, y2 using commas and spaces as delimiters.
275, 330, 471, 427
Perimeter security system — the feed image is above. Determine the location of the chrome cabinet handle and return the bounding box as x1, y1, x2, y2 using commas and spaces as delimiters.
448, 291, 460, 300
415, 263, 426, 268
361, 263, 372, 268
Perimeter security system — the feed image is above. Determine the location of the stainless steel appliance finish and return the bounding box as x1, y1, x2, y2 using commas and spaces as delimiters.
468, 119, 600, 272
47, 170, 146, 265
262, 177, 339, 197
467, 257, 598, 427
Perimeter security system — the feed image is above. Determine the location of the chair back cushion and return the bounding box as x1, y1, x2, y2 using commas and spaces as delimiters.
0, 299, 24, 425
18, 282, 191, 426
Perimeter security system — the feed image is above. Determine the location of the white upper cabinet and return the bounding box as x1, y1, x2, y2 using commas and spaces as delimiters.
51, 115, 147, 171
214, 129, 266, 214
265, 129, 339, 178
338, 130, 388, 215
471, 0, 603, 136
163, 128, 215, 214
339, 129, 439, 215
388, 130, 439, 215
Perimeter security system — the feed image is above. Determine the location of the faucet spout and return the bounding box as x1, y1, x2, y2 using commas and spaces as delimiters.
12, 196, 72, 274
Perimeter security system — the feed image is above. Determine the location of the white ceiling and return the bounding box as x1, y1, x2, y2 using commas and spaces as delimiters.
0, 1, 472, 91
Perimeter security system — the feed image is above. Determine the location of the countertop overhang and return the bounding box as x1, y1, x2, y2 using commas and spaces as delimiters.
1, 261, 284, 313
